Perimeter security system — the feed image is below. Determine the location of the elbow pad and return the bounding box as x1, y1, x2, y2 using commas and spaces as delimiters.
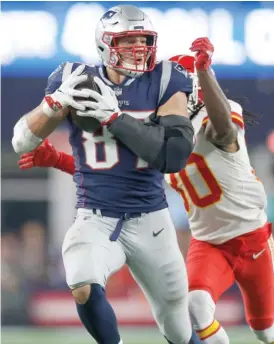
108, 113, 165, 166
12, 117, 43, 154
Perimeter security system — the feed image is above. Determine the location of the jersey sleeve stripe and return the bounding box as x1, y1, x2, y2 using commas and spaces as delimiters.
231, 111, 243, 120
202, 112, 244, 129
158, 61, 172, 105
202, 117, 209, 127
62, 62, 73, 82
231, 115, 244, 129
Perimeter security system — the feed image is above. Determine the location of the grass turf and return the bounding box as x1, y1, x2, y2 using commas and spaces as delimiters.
2, 326, 259, 344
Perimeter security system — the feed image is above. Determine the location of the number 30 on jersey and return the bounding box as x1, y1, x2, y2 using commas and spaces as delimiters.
168, 153, 223, 211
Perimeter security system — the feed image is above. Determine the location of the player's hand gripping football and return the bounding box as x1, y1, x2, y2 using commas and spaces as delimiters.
76, 77, 121, 125
18, 139, 60, 169
43, 65, 92, 117
189, 37, 214, 71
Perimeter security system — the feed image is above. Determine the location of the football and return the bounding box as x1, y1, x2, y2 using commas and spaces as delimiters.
70, 73, 101, 133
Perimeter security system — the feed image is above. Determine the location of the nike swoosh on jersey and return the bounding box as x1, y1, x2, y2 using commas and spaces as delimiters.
252, 249, 266, 260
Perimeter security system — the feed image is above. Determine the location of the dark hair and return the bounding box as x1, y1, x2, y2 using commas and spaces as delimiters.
188, 97, 205, 121
189, 92, 262, 128
189, 105, 205, 121
226, 93, 262, 127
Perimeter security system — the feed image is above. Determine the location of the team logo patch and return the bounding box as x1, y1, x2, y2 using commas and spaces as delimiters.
174, 64, 188, 77
102, 10, 117, 20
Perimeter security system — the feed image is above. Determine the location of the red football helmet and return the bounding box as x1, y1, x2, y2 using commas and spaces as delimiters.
169, 55, 203, 113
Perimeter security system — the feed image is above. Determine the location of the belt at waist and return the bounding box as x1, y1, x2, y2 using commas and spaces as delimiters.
91, 209, 146, 242
92, 208, 145, 219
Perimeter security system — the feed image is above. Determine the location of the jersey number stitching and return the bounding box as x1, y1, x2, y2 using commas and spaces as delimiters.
171, 153, 223, 211
82, 128, 149, 170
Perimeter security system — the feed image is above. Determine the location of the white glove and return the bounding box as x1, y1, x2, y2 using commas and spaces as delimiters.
76, 76, 122, 125
43, 65, 92, 118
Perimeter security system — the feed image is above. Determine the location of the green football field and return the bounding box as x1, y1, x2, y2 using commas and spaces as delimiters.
2, 326, 259, 344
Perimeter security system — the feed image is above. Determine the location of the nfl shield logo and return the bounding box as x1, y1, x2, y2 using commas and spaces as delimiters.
114, 87, 122, 96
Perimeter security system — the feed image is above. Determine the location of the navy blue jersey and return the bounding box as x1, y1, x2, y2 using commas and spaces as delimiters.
45, 61, 192, 213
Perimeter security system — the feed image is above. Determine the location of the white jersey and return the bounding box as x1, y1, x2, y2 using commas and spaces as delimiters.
166, 100, 267, 244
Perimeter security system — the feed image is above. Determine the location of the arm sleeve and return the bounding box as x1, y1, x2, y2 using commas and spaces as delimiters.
158, 61, 193, 107
108, 113, 194, 173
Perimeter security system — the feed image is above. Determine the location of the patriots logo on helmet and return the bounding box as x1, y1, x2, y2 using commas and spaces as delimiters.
102, 10, 117, 20
174, 64, 188, 77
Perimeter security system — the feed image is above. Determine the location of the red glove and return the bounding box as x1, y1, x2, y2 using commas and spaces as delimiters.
18, 139, 75, 175
189, 37, 214, 71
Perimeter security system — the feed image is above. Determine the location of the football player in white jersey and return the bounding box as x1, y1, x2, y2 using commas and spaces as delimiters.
167, 39, 274, 344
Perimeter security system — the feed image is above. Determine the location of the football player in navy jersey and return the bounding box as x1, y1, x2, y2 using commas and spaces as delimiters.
12, 5, 201, 344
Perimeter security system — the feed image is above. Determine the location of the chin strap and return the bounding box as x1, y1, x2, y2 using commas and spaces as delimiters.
110, 53, 148, 78
114, 64, 144, 78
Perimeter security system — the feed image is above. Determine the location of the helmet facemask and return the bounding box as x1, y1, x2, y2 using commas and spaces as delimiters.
102, 31, 157, 77
187, 72, 204, 115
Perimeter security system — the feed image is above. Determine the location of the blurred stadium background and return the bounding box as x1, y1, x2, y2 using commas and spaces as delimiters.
1, 1, 274, 343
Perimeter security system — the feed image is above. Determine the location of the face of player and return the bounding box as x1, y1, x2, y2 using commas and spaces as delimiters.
115, 35, 148, 66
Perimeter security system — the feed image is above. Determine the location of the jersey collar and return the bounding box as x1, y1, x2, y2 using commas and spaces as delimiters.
98, 66, 136, 87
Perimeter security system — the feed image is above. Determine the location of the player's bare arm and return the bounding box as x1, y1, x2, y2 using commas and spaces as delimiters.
11, 103, 66, 155
190, 38, 238, 152
24, 102, 68, 137
197, 69, 237, 149
157, 91, 188, 117
12, 65, 91, 155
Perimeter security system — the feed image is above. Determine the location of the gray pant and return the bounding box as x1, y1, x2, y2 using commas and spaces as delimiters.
62, 208, 192, 344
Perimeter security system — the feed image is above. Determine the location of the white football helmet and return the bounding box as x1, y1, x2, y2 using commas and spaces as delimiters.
95, 5, 157, 77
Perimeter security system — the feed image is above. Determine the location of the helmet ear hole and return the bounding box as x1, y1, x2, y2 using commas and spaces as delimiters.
146, 35, 154, 46
98, 46, 104, 52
